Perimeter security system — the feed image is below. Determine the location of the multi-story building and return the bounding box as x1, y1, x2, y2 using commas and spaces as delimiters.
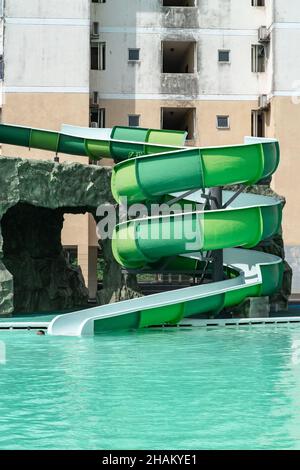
90, 0, 300, 293
0, 0, 99, 298
0, 1, 300, 295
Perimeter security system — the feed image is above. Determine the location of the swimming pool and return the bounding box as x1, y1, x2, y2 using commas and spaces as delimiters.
0, 325, 300, 450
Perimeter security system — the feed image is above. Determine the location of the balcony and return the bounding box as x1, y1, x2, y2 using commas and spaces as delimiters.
161, 40, 199, 95
161, 74, 199, 97
162, 1, 199, 29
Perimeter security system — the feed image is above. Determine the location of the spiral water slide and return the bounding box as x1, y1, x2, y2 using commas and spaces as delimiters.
0, 123, 283, 336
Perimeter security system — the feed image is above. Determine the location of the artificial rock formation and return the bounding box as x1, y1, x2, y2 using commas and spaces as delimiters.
0, 157, 139, 317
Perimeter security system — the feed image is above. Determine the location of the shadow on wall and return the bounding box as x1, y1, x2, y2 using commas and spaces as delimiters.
1, 203, 89, 314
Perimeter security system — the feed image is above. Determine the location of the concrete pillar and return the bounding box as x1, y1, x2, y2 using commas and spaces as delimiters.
78, 244, 98, 300
243, 297, 270, 318
88, 246, 98, 300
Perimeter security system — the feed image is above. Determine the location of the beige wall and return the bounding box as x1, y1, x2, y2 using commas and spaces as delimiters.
2, 92, 89, 162
264, 96, 300, 292
266, 96, 300, 246
2, 92, 99, 297
100, 98, 255, 146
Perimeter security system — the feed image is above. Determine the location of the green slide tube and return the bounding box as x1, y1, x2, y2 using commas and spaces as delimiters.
111, 142, 280, 203
0, 122, 284, 335
0, 123, 186, 161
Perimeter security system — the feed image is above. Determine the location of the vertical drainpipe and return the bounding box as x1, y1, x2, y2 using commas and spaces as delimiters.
210, 187, 224, 282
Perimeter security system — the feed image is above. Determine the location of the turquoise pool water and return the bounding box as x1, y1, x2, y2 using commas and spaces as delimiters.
0, 325, 300, 450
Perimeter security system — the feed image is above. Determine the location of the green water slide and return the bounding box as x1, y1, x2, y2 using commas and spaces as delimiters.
0, 123, 283, 336
0, 123, 187, 160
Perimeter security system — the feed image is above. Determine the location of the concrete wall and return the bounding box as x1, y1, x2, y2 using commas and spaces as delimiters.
2, 0, 90, 156
1, 0, 98, 298
92, 0, 266, 29
266, 96, 300, 293
91, 1, 269, 98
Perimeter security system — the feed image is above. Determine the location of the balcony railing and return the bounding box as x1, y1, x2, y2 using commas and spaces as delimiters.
162, 7, 199, 29
161, 73, 199, 97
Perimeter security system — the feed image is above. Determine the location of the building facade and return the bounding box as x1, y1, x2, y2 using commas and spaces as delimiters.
0, 1, 300, 294
0, 0, 99, 298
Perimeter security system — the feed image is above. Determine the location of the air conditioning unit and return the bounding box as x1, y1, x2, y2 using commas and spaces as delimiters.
92, 91, 99, 105
91, 122, 98, 128
258, 94, 269, 110
91, 22, 99, 38
258, 26, 270, 43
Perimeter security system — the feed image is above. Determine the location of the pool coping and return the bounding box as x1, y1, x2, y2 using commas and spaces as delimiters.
1, 316, 300, 332
179, 316, 300, 328
0, 322, 49, 330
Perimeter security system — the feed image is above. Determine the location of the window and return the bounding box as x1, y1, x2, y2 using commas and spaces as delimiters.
128, 48, 140, 62
251, 110, 265, 137
162, 107, 196, 140
91, 91, 99, 105
92, 0, 106, 3
128, 115, 140, 127
218, 50, 230, 63
216, 116, 230, 129
91, 42, 106, 70
251, 44, 265, 72
162, 41, 196, 73
0, 55, 3, 80
162, 0, 196, 5
91, 22, 99, 36
251, 0, 265, 6
90, 108, 106, 128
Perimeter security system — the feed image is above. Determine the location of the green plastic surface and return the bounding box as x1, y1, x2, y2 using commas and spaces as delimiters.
0, 122, 284, 331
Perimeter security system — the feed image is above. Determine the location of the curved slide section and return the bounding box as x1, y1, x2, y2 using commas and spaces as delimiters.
111, 141, 279, 203
0, 123, 187, 161
47, 249, 282, 336
0, 123, 284, 336
112, 191, 282, 269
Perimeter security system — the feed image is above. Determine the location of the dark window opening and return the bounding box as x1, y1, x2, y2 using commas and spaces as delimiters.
91, 42, 106, 70
162, 41, 196, 73
128, 48, 140, 61
251, 44, 266, 72
162, 0, 196, 6
251, 110, 265, 137
0, 55, 3, 80
218, 50, 230, 63
217, 115, 230, 129
162, 107, 195, 140
128, 115, 140, 127
251, 0, 265, 6
90, 108, 106, 128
